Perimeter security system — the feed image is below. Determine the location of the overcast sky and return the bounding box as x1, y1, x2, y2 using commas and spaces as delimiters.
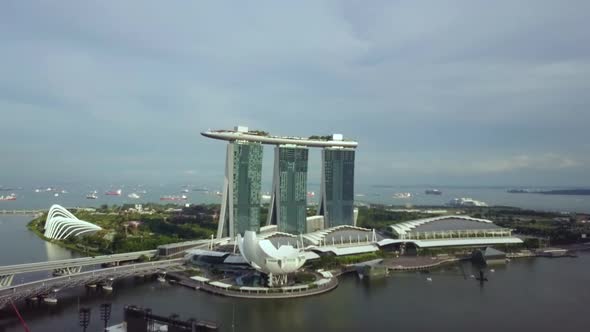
1, 0, 589, 187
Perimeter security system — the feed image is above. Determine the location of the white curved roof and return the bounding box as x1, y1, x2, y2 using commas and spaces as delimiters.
389, 215, 498, 237
202, 130, 358, 148
303, 225, 375, 246
237, 231, 306, 275
377, 237, 522, 248
44, 205, 102, 240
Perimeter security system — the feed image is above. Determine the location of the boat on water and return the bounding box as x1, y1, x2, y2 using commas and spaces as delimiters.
105, 189, 122, 196
181, 189, 190, 193
128, 193, 141, 199
160, 195, 188, 201
86, 192, 98, 199
392, 192, 412, 199
0, 193, 17, 201
448, 197, 488, 207
307, 191, 315, 197
425, 189, 442, 195
43, 297, 58, 304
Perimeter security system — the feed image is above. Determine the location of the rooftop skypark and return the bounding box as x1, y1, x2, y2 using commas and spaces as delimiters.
201, 126, 358, 148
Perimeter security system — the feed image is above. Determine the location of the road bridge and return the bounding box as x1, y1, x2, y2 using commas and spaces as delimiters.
0, 259, 183, 308
157, 238, 231, 258
0, 250, 157, 287
0, 209, 45, 215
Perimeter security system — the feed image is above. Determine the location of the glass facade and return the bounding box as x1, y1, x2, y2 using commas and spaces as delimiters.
320, 148, 355, 227
232, 142, 263, 236
272, 146, 309, 234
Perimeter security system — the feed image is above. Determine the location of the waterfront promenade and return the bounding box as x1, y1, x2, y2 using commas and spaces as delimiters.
169, 271, 339, 299
382, 256, 462, 271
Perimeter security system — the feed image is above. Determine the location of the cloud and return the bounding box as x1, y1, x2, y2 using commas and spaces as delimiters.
382, 153, 581, 176
0, 1, 589, 186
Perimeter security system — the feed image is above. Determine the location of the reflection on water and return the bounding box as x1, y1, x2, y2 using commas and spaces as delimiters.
0, 216, 79, 266
44, 241, 78, 262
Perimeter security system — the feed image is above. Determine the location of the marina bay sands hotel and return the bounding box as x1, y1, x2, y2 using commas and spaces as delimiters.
202, 126, 358, 239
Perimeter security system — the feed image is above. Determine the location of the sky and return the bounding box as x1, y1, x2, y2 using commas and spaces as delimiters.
1, 0, 589, 187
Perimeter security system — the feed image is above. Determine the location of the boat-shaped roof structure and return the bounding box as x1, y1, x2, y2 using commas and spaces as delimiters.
201, 127, 358, 148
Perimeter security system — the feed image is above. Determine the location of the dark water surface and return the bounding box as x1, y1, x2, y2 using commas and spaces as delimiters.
1, 215, 589, 331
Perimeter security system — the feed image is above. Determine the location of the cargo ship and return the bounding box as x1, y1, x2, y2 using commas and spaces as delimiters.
0, 193, 17, 201
105, 189, 122, 196
425, 189, 442, 195
86, 192, 98, 199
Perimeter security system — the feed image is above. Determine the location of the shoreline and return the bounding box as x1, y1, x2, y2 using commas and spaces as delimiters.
26, 217, 95, 257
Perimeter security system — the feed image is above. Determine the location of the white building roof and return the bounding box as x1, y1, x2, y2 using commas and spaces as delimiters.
303, 225, 375, 245
190, 276, 210, 282
259, 225, 278, 234
209, 281, 231, 289
185, 249, 228, 257
43, 205, 102, 240
389, 215, 500, 237
377, 237, 523, 248
314, 279, 331, 286
414, 237, 523, 248
223, 255, 248, 264
311, 244, 379, 256
304, 251, 321, 260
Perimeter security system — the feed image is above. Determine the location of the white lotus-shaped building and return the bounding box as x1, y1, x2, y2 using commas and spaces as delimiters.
44, 204, 102, 240
238, 231, 306, 286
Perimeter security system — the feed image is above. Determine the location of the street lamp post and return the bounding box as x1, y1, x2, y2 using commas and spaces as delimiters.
100, 303, 112, 331
79, 307, 91, 332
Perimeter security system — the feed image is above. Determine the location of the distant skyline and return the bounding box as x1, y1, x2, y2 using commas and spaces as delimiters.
1, 1, 589, 187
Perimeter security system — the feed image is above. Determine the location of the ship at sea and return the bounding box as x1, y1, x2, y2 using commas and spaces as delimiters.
105, 189, 122, 196
86, 192, 98, 199
128, 193, 141, 199
392, 192, 412, 199
160, 195, 187, 201
0, 193, 17, 201
425, 189, 442, 195
448, 197, 488, 207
